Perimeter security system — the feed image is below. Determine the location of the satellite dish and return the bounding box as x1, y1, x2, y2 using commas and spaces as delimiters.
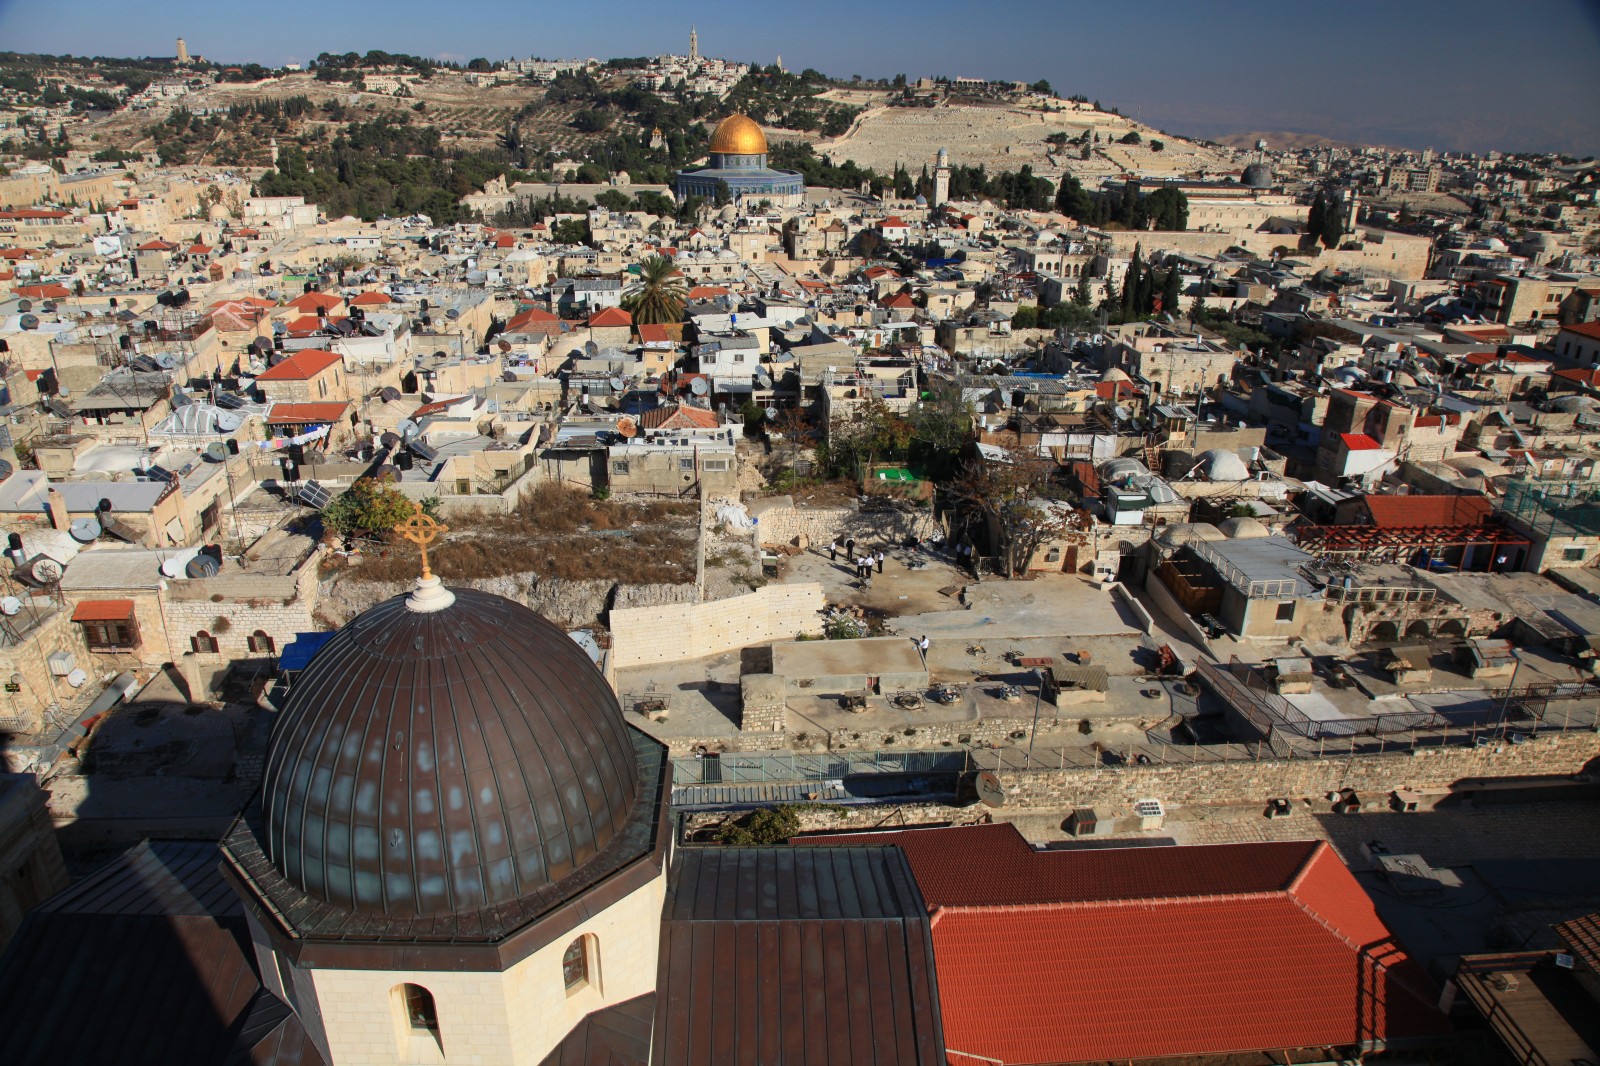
214, 412, 243, 432
69, 517, 102, 544
975, 770, 1006, 808
497, 339, 511, 353
18, 315, 39, 331
0, 597, 19, 616
30, 557, 63, 583
380, 431, 400, 448
756, 370, 773, 388
610, 376, 626, 391
397, 418, 421, 441
764, 407, 780, 421
584, 340, 599, 357
616, 416, 638, 439
186, 553, 221, 579
16, 299, 33, 313
67, 669, 88, 689
0, 459, 12, 482
204, 442, 229, 462
690, 377, 709, 396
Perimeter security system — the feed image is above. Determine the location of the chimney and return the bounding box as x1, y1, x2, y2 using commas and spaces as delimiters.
46, 488, 70, 531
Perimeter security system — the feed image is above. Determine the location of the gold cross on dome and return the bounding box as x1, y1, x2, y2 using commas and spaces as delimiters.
395, 501, 448, 581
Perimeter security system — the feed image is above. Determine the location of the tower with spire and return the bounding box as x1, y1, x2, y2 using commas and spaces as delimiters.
933, 146, 951, 208
689, 27, 698, 65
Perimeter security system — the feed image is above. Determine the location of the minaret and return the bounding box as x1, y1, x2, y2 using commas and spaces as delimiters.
175, 37, 190, 65
689, 27, 698, 64
933, 146, 951, 208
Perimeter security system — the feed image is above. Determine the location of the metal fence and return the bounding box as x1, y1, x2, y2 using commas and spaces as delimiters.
669, 749, 970, 785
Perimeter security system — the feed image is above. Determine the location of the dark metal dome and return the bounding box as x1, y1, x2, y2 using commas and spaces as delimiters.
261, 588, 638, 917
1242, 163, 1273, 189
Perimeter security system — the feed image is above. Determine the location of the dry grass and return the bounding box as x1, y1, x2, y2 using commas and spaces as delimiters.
333, 485, 699, 586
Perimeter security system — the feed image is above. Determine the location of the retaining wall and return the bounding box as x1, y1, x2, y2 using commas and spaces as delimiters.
752, 503, 940, 549
609, 582, 827, 668
996, 730, 1600, 815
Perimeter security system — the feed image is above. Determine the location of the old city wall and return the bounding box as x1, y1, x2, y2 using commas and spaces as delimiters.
752, 504, 941, 550
609, 583, 826, 669
995, 731, 1600, 815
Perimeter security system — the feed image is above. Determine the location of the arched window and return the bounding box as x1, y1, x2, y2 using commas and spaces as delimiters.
401, 984, 439, 1034
562, 936, 590, 992
248, 630, 275, 654
191, 630, 218, 654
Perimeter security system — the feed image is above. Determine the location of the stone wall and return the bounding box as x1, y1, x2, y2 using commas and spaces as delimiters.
752, 502, 941, 550
321, 573, 697, 631
995, 730, 1600, 815
609, 583, 826, 669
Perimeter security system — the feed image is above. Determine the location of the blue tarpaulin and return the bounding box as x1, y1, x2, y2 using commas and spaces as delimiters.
280, 631, 336, 672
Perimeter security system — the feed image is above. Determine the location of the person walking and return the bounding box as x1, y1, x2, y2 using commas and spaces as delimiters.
875, 549, 885, 574
828, 538, 839, 562
845, 537, 856, 558
917, 634, 930, 656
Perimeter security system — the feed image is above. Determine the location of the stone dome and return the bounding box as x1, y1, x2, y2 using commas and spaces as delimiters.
260, 587, 639, 917
1218, 515, 1271, 539
709, 113, 767, 156
1102, 367, 1131, 382
1197, 448, 1250, 481
1242, 163, 1273, 189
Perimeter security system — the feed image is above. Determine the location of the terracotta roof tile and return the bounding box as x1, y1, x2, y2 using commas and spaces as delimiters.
1364, 494, 1494, 528
1563, 321, 1600, 341
257, 349, 341, 381
809, 827, 1447, 1064
71, 599, 136, 622
588, 306, 632, 327
265, 401, 349, 424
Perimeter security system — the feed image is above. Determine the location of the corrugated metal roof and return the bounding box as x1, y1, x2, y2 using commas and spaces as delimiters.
652, 847, 946, 1065
0, 841, 324, 1066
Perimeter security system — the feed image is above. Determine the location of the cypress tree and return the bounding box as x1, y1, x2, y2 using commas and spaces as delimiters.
1161, 267, 1181, 316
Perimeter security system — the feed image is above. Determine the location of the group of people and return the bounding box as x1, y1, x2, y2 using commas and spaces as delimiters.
826, 537, 885, 585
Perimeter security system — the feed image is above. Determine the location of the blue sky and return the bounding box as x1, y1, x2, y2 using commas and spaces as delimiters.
3, 0, 1598, 153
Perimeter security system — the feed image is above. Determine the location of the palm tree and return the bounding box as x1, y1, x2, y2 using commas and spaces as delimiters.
626, 255, 687, 325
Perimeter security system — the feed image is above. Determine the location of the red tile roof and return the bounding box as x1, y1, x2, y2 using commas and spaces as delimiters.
637, 323, 672, 345
134, 239, 177, 252
265, 401, 349, 424
1096, 380, 1142, 400
1554, 366, 1600, 385
13, 283, 70, 299
1562, 321, 1600, 341
640, 403, 718, 430
72, 599, 135, 622
257, 349, 341, 381
412, 396, 469, 418
1340, 432, 1382, 450
686, 285, 729, 300
348, 291, 392, 306
507, 307, 562, 333
882, 292, 916, 309
588, 306, 632, 327
1, 209, 69, 220
284, 314, 344, 334
286, 292, 342, 313
1365, 493, 1494, 528
809, 826, 1446, 1065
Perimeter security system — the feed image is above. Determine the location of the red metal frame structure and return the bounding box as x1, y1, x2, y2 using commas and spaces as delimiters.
1293, 520, 1529, 564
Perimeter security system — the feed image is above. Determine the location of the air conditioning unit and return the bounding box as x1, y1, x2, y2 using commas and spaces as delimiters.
47, 650, 77, 677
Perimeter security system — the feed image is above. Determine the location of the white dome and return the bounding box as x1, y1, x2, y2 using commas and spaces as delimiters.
1155, 522, 1225, 549
1197, 448, 1250, 481
1551, 395, 1598, 413
1100, 457, 1150, 480
1217, 515, 1271, 539
1101, 367, 1131, 382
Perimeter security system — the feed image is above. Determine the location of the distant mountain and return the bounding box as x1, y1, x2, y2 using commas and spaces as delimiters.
1210, 130, 1404, 153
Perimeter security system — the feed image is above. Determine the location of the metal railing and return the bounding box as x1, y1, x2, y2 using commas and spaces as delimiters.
669, 749, 969, 785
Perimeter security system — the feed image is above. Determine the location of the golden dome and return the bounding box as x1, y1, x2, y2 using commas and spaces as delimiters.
709, 114, 767, 155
